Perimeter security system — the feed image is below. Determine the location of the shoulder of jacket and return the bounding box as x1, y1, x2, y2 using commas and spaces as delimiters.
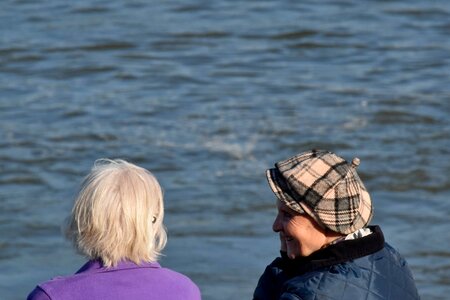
281, 265, 356, 299
279, 292, 304, 300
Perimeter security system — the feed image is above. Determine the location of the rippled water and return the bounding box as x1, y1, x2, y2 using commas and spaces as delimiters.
1, 1, 449, 299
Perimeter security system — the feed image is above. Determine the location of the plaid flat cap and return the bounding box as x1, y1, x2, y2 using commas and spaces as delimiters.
266, 149, 373, 234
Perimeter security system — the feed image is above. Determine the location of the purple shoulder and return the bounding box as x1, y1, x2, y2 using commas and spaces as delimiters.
27, 286, 51, 300
160, 267, 201, 299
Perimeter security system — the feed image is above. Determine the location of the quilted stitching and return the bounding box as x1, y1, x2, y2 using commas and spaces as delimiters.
280, 246, 419, 300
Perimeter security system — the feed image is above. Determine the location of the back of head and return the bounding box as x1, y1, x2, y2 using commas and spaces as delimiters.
66, 159, 167, 267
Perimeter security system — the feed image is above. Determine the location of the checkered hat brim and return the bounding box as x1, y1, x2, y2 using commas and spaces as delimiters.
266, 149, 373, 234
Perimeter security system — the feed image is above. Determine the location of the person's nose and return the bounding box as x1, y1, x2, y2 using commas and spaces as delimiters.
272, 213, 282, 232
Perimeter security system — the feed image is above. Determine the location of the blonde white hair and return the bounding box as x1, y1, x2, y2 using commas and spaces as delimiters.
65, 159, 167, 267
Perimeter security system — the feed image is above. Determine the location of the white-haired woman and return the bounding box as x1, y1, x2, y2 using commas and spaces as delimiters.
28, 159, 201, 300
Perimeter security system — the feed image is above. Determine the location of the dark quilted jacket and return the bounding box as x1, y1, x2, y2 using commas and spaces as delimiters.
253, 226, 419, 300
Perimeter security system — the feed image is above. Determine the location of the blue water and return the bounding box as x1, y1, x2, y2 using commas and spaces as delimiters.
0, 1, 449, 299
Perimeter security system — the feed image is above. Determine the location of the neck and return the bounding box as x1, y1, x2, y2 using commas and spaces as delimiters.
321, 231, 346, 249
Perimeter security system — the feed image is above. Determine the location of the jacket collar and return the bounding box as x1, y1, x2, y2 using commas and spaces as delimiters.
281, 225, 385, 275
75, 259, 161, 275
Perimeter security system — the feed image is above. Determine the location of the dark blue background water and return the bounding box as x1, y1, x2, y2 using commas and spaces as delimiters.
1, 1, 449, 299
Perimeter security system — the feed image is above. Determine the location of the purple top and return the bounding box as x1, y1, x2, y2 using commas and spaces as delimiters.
27, 260, 201, 300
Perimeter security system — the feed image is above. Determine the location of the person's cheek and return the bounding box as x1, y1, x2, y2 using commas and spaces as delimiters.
279, 232, 287, 252
284, 222, 301, 259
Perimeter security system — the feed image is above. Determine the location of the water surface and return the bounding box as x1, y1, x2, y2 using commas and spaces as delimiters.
0, 1, 449, 299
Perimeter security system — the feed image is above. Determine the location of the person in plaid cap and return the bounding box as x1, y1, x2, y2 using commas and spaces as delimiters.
253, 149, 419, 300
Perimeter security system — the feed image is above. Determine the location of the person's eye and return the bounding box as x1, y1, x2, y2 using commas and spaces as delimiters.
282, 211, 292, 218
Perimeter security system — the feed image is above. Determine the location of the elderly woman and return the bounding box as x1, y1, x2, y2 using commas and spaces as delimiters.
28, 159, 201, 300
254, 149, 419, 300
